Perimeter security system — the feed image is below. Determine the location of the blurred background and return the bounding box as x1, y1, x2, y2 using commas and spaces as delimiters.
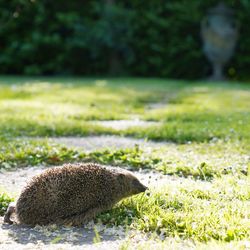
0, 0, 249, 80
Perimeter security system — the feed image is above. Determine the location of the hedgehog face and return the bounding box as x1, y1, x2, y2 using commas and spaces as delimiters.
118, 172, 148, 197
131, 177, 148, 194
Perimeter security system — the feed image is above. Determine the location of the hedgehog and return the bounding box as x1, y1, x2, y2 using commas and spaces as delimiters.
3, 163, 147, 226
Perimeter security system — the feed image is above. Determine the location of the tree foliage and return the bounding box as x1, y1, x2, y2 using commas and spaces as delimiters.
0, 0, 249, 79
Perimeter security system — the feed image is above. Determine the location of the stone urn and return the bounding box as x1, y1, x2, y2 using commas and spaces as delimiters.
201, 2, 238, 81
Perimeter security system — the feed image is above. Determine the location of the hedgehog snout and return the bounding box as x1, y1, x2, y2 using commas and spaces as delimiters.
139, 183, 148, 193
133, 179, 148, 193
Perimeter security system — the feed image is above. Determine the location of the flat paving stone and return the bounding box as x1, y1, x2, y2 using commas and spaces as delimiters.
93, 120, 161, 130
48, 135, 167, 151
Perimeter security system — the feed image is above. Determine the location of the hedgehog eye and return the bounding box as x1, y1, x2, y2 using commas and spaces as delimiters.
132, 179, 139, 186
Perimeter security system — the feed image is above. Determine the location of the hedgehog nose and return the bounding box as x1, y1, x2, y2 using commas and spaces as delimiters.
140, 184, 148, 192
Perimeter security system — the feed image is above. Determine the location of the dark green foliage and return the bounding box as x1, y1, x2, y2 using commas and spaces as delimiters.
0, 0, 249, 79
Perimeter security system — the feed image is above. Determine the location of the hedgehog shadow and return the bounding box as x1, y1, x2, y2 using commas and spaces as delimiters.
1, 219, 125, 246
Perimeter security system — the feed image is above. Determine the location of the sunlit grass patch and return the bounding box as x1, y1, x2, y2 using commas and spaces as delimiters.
98, 175, 250, 242
0, 191, 14, 216
121, 238, 250, 250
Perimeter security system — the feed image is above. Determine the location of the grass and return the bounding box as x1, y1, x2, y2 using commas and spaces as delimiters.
1, 139, 248, 179
0, 76, 249, 144
0, 76, 250, 248
120, 239, 250, 250
0, 192, 14, 216
0, 139, 83, 169
98, 174, 250, 242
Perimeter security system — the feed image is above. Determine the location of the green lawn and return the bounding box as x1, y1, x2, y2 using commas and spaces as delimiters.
0, 76, 249, 143
0, 76, 249, 249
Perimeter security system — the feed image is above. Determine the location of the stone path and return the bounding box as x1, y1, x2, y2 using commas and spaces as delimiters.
47, 135, 167, 151
0, 220, 128, 250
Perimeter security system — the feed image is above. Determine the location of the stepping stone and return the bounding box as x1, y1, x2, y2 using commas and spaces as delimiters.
49, 135, 167, 151
93, 120, 161, 130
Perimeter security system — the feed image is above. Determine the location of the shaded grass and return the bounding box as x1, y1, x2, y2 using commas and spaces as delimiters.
124, 111, 250, 143
0, 118, 119, 138
0, 77, 164, 121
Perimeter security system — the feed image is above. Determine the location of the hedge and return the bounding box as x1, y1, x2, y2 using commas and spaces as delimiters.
0, 0, 249, 79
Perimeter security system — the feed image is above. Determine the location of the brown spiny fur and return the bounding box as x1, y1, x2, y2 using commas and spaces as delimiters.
4, 163, 147, 226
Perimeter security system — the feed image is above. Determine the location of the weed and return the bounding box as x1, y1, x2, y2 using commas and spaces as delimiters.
0, 192, 14, 216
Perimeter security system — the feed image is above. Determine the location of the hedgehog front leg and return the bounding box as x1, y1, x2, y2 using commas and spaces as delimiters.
3, 202, 16, 224
59, 207, 107, 226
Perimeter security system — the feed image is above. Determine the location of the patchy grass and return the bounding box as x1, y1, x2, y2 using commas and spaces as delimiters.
0, 139, 157, 170
0, 139, 248, 179
0, 139, 85, 169
0, 77, 249, 144
0, 77, 164, 137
